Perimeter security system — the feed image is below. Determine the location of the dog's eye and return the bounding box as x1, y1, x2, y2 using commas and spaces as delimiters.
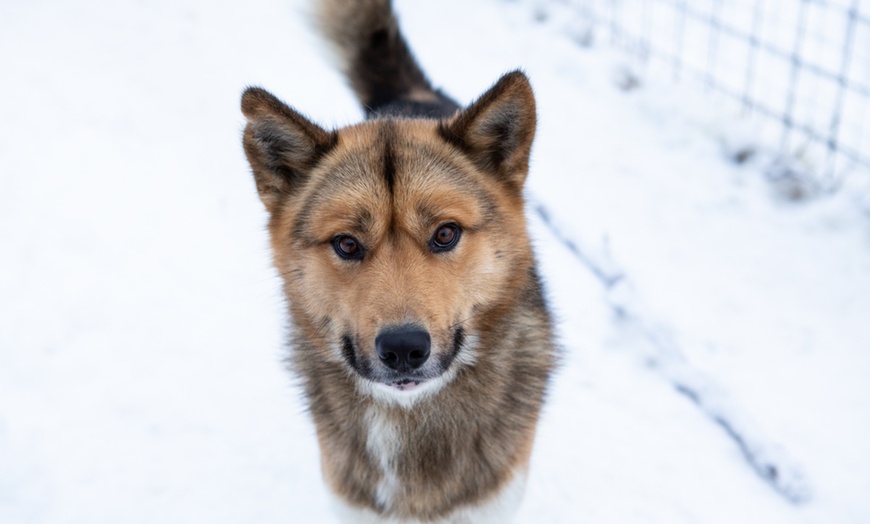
430, 223, 461, 253
333, 235, 364, 260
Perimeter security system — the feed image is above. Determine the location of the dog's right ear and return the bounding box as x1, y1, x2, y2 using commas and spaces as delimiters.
241, 87, 337, 212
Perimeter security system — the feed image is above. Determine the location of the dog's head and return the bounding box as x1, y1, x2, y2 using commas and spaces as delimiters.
241, 72, 537, 404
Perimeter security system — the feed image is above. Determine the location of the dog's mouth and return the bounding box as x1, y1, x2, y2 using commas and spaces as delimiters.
388, 378, 423, 391
377, 370, 431, 392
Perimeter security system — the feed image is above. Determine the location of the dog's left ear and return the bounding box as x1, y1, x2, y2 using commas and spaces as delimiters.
439, 71, 537, 190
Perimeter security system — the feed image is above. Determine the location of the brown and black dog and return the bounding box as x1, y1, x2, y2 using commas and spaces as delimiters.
240, 1, 557, 521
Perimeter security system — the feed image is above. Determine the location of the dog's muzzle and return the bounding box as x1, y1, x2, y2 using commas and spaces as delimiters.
341, 325, 465, 392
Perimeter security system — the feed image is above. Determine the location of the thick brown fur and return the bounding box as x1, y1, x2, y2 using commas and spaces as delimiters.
241, 1, 556, 521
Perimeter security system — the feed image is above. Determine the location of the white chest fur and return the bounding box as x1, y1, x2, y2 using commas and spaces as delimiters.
330, 407, 528, 524
365, 407, 402, 510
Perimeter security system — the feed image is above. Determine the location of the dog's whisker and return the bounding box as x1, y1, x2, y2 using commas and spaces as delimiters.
449, 309, 481, 331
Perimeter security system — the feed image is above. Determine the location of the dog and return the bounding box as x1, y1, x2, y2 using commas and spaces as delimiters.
240, 0, 557, 521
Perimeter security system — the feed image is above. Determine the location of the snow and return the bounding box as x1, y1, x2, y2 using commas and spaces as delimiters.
1, 0, 869, 522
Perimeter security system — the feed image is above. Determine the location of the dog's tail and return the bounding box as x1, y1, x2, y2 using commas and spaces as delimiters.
316, 0, 459, 119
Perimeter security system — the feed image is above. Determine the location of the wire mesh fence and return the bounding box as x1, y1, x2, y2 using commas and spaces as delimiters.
564, 0, 869, 189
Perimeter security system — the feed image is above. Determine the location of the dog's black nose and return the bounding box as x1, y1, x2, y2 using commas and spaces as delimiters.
375, 325, 431, 371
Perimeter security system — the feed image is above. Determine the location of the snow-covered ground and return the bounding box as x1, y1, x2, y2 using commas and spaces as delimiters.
1, 0, 869, 522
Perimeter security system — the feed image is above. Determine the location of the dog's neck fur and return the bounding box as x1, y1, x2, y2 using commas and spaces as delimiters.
289, 268, 555, 521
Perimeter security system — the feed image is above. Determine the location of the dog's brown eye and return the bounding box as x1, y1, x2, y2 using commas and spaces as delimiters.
430, 223, 461, 253
333, 235, 364, 260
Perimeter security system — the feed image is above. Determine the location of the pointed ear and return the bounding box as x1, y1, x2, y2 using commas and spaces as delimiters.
439, 71, 537, 190
241, 87, 337, 212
